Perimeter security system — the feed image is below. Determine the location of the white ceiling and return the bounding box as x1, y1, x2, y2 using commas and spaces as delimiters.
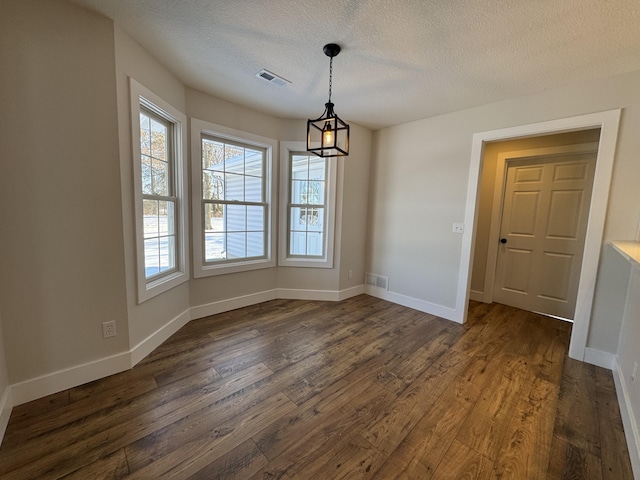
70, 0, 640, 130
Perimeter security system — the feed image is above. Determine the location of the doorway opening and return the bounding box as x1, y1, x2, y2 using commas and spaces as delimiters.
456, 109, 621, 361
472, 131, 600, 320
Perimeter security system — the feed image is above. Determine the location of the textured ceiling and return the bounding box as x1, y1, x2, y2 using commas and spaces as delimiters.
69, 0, 640, 129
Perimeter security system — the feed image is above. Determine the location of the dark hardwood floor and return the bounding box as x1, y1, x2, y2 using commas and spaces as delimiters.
0, 296, 633, 479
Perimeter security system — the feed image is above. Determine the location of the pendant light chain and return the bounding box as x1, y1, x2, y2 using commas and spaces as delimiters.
328, 55, 333, 104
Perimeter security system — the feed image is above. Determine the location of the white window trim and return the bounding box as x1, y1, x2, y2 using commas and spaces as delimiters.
191, 118, 277, 277
130, 79, 189, 303
278, 141, 337, 268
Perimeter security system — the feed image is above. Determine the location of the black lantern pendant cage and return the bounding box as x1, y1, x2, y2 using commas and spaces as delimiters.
307, 43, 350, 158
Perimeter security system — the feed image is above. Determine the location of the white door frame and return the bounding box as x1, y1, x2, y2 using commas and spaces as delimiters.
456, 109, 621, 361
483, 142, 599, 306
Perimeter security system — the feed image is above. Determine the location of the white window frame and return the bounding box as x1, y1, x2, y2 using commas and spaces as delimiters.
130, 79, 189, 303
191, 118, 277, 277
278, 141, 337, 268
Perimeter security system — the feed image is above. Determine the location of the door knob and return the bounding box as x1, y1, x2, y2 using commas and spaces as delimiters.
500, 238, 507, 244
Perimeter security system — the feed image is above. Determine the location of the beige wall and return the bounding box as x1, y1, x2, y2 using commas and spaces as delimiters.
0, 0, 129, 383
337, 123, 372, 291
368, 69, 640, 354
0, 310, 9, 440
0, 311, 8, 402
471, 129, 601, 295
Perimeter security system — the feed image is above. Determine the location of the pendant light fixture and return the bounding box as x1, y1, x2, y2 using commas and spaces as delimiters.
307, 43, 350, 158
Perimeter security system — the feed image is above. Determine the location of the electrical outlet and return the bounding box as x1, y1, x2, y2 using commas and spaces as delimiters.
452, 223, 464, 234
632, 361, 638, 383
348, 270, 353, 279
102, 320, 116, 338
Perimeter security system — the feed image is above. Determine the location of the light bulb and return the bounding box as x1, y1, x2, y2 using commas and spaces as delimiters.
322, 121, 333, 146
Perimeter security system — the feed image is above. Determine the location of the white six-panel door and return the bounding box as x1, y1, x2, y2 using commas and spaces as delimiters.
493, 152, 596, 319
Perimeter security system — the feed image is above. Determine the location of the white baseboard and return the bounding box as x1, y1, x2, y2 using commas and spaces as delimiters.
584, 347, 616, 370
0, 386, 12, 446
10, 351, 131, 406
190, 289, 278, 321
365, 286, 460, 323
130, 308, 191, 366
469, 290, 484, 302
277, 285, 364, 302
338, 285, 366, 301
612, 357, 640, 480
277, 288, 340, 301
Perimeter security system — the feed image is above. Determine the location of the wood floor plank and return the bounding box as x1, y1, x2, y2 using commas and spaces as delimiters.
373, 320, 460, 394
492, 376, 559, 479
546, 434, 603, 480
554, 357, 602, 457
4, 374, 159, 447
312, 433, 386, 480
455, 354, 532, 461
431, 439, 494, 480
59, 448, 130, 480
185, 438, 269, 480
0, 363, 272, 479
253, 376, 391, 463
595, 367, 634, 480
126, 393, 296, 479
370, 355, 496, 479
362, 349, 470, 457
0, 297, 633, 479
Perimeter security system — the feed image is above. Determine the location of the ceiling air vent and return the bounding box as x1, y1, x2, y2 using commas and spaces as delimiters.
255, 69, 290, 87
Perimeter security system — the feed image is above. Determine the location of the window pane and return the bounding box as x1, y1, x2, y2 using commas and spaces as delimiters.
225, 146, 244, 174
306, 231, 323, 256
247, 232, 264, 257
143, 199, 158, 238
227, 204, 246, 232
306, 181, 325, 205
141, 156, 152, 195
247, 206, 264, 231
309, 156, 326, 181
291, 180, 305, 205
225, 173, 244, 201
290, 232, 307, 255
140, 116, 151, 156
291, 155, 308, 180
159, 235, 175, 272
158, 201, 175, 236
227, 232, 246, 258
203, 171, 224, 200
245, 149, 263, 177
290, 207, 309, 232
307, 207, 324, 232
203, 139, 224, 170
205, 232, 225, 261
144, 238, 160, 278
152, 159, 169, 196
245, 175, 262, 202
204, 203, 224, 233
150, 118, 167, 161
